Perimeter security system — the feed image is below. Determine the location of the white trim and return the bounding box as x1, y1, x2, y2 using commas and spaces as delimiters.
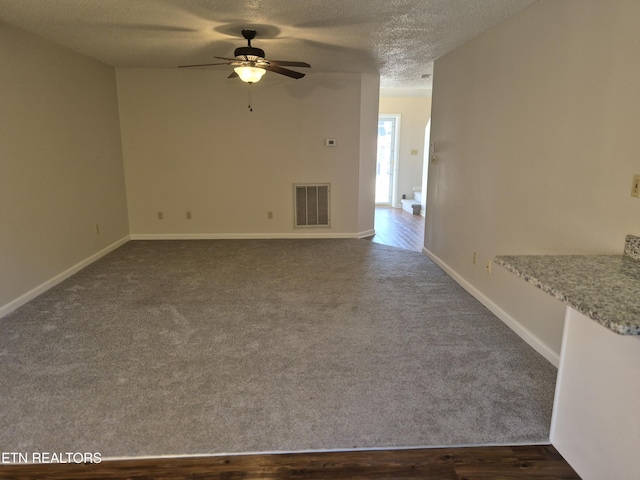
422, 246, 559, 367
3, 440, 550, 464
100, 441, 552, 462
357, 229, 375, 239
0, 236, 130, 319
377, 114, 401, 207
550, 307, 571, 439
389, 114, 401, 208
130, 232, 372, 241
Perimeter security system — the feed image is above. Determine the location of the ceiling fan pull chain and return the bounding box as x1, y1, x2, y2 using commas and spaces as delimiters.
248, 84, 253, 112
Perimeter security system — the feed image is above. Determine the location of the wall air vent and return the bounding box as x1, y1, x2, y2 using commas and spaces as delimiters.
294, 184, 330, 227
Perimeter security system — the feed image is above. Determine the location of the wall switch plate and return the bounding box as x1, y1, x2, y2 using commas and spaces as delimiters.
429, 142, 437, 164
631, 174, 640, 198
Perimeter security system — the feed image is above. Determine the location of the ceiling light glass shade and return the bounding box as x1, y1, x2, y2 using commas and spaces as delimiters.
234, 66, 266, 83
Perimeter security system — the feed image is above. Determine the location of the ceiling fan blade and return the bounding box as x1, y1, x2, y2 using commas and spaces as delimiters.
178, 62, 232, 68
269, 60, 311, 68
228, 71, 239, 79
214, 56, 240, 62
264, 64, 306, 79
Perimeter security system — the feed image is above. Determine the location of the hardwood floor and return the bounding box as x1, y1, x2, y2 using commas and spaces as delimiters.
0, 445, 580, 479
369, 206, 425, 252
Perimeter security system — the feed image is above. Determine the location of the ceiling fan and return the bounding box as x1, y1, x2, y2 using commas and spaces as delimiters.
179, 29, 311, 83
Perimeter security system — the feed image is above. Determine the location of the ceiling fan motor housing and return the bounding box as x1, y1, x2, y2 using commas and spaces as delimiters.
234, 46, 266, 61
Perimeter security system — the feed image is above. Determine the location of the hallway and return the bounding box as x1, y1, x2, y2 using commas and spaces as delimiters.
369, 206, 425, 252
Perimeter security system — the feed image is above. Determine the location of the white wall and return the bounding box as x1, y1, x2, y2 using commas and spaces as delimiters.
358, 74, 381, 235
117, 68, 377, 238
426, 0, 640, 360
0, 23, 129, 312
379, 96, 432, 206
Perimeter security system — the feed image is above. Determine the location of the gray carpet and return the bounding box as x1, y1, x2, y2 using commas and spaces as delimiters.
0, 239, 556, 458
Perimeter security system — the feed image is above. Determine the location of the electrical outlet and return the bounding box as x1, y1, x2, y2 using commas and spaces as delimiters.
157, 212, 164, 220
268, 211, 273, 219
631, 174, 640, 198
486, 261, 492, 274
473, 252, 477, 265
186, 211, 192, 220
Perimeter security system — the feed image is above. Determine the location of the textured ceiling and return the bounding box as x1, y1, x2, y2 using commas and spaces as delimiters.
0, 0, 537, 93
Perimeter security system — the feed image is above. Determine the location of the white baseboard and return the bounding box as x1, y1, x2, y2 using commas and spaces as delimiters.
423, 247, 559, 367
0, 236, 130, 319
130, 232, 375, 240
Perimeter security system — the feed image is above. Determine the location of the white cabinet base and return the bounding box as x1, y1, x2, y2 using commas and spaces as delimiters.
551, 308, 640, 480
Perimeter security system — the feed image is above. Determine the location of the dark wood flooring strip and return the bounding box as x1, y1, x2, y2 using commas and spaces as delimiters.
0, 445, 580, 479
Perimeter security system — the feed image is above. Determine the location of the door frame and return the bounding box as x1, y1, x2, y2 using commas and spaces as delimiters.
376, 114, 401, 206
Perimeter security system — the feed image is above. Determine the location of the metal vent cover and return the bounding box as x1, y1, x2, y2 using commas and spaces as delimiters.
294, 184, 330, 227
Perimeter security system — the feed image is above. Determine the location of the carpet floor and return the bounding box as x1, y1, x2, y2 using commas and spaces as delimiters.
0, 239, 556, 458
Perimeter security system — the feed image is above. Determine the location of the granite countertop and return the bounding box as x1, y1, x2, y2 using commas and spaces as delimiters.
494, 235, 640, 336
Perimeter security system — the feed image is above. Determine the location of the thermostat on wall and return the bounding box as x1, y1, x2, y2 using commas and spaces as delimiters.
325, 138, 336, 147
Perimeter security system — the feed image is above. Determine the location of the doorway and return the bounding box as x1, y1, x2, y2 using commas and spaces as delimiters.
376, 115, 399, 205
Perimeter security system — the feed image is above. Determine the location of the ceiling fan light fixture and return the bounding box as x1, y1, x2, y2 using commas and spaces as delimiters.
234, 66, 266, 83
